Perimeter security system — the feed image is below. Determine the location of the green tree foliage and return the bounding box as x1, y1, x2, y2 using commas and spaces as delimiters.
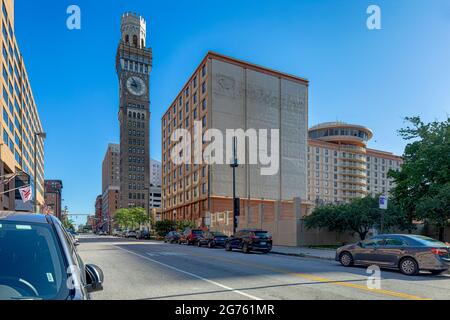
62, 217, 75, 231
154, 220, 176, 237
305, 196, 407, 240
114, 208, 148, 230
389, 116, 450, 240
176, 220, 196, 232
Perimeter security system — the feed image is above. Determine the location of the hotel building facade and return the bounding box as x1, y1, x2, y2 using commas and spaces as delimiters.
0, 0, 45, 211
307, 122, 402, 205
161, 52, 309, 231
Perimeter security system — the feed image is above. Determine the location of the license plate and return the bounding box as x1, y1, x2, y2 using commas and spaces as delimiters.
260, 242, 266, 245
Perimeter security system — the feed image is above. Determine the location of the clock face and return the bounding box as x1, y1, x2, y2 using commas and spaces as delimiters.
126, 76, 146, 96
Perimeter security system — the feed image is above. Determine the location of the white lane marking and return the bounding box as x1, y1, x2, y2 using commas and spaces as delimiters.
147, 252, 187, 257
115, 246, 262, 300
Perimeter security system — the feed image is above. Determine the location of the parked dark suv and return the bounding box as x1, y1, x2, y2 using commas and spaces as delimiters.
198, 231, 229, 248
0, 212, 104, 300
225, 229, 272, 254
179, 228, 204, 245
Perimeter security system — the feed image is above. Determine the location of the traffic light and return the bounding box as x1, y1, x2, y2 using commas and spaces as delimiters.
234, 198, 240, 217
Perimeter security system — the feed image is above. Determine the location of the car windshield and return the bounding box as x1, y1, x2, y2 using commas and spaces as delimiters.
409, 235, 447, 247
254, 231, 271, 238
0, 221, 70, 300
192, 230, 203, 235
212, 232, 226, 237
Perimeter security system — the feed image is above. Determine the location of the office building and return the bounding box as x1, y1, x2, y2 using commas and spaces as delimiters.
102, 143, 120, 232
0, 0, 45, 211
150, 158, 161, 187
44, 180, 63, 219
94, 195, 103, 232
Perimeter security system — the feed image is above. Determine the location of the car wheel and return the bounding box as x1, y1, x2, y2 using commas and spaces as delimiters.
430, 270, 446, 275
225, 242, 232, 251
399, 257, 419, 276
242, 243, 250, 254
208, 242, 213, 249
339, 252, 354, 267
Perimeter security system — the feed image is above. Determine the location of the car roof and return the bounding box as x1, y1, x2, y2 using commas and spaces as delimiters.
0, 211, 52, 224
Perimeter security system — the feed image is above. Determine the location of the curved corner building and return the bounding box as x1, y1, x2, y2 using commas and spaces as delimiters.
307, 122, 402, 205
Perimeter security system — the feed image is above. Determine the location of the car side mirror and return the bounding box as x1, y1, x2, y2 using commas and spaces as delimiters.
85, 264, 104, 293
74, 239, 80, 246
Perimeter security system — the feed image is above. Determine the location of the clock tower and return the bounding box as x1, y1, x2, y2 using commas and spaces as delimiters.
116, 12, 152, 212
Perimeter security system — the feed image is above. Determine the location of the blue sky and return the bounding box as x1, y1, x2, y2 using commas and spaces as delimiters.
14, 0, 450, 225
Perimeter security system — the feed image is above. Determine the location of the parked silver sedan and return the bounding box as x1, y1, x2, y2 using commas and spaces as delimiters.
336, 234, 450, 276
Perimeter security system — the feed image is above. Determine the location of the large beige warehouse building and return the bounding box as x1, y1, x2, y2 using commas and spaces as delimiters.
161, 52, 309, 243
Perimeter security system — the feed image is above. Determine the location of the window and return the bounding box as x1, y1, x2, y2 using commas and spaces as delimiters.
202, 99, 206, 111
201, 82, 206, 94
385, 237, 406, 246
193, 76, 198, 88
201, 65, 206, 77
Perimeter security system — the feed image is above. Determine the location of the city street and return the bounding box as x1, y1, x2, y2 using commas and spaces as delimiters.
78, 235, 450, 300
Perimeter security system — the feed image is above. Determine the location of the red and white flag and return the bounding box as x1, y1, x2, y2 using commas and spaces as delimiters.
19, 185, 33, 203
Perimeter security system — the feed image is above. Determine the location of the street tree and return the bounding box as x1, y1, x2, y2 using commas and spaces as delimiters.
114, 208, 148, 230
177, 220, 196, 232
389, 116, 450, 240
305, 196, 407, 240
154, 220, 176, 237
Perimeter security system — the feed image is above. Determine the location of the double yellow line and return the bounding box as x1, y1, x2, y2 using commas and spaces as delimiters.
184, 251, 431, 300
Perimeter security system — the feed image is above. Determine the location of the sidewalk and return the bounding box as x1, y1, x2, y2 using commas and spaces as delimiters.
272, 246, 336, 260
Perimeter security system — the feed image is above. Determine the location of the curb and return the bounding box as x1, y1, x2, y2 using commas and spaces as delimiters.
271, 250, 335, 261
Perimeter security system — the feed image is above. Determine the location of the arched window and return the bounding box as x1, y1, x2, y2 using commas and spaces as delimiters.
133, 112, 136, 118
125, 34, 129, 44
133, 35, 138, 48
141, 39, 144, 48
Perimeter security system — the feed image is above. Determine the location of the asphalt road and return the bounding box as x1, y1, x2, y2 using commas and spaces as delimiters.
77, 235, 450, 300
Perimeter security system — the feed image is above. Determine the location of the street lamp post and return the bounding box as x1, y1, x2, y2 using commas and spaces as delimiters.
34, 132, 46, 213
230, 137, 239, 235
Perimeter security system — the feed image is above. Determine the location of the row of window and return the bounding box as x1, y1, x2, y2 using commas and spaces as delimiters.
163, 183, 207, 207
121, 59, 150, 75
163, 64, 207, 128
308, 146, 401, 167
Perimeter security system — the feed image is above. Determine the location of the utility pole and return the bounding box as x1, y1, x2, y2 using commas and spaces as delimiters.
230, 137, 239, 235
